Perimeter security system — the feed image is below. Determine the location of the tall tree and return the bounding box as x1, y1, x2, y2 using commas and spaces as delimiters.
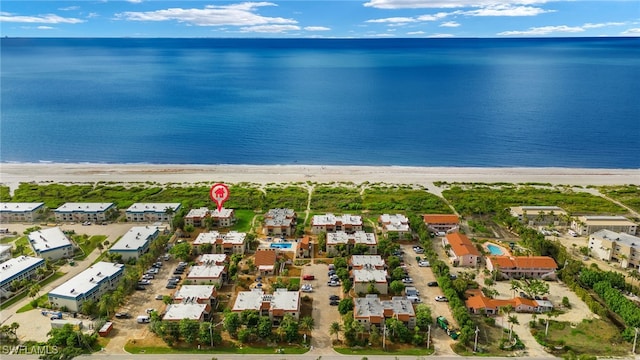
329, 321, 342, 342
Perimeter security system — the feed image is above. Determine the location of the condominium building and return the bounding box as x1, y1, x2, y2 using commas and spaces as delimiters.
109, 226, 159, 261
184, 207, 236, 228
163, 303, 211, 322
589, 229, 640, 269
423, 214, 459, 234
466, 293, 553, 315
54, 203, 116, 223
352, 268, 388, 295
486, 256, 558, 280
572, 216, 637, 236
378, 214, 410, 236
48, 262, 124, 312
232, 288, 300, 325
0, 202, 46, 223
28, 227, 74, 261
350, 255, 385, 270
173, 285, 218, 306
326, 231, 377, 256
443, 232, 480, 267
193, 231, 247, 255
0, 245, 12, 263
354, 295, 416, 330
125, 203, 182, 222
0, 256, 45, 299
311, 214, 363, 234
186, 264, 227, 286
509, 206, 567, 226
263, 208, 297, 237
184, 207, 210, 228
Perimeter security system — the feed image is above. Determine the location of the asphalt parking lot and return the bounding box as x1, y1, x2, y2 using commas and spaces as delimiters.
302, 262, 342, 352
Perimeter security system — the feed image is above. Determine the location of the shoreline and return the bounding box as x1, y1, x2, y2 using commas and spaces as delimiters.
1, 163, 638, 190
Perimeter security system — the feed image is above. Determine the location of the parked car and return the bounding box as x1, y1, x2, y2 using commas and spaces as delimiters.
163, 254, 171, 261
327, 280, 340, 287
155, 294, 164, 300
115, 312, 130, 319
135, 285, 146, 291
138, 280, 151, 286
449, 274, 457, 280
427, 281, 438, 287
413, 246, 424, 254
166, 283, 177, 289
418, 260, 430, 267
435, 295, 449, 302
146, 308, 155, 314
328, 264, 335, 270
401, 277, 414, 284
329, 295, 340, 301
301, 284, 313, 293
328, 270, 336, 277
302, 274, 315, 280
329, 300, 339, 306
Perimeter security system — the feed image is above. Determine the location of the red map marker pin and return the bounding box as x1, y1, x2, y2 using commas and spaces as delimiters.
209, 183, 230, 212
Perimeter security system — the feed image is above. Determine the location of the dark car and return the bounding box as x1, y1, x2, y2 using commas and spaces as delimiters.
329, 300, 339, 306
449, 274, 457, 280
329, 295, 340, 301
166, 283, 177, 289
135, 285, 146, 291
427, 281, 438, 287
115, 312, 130, 319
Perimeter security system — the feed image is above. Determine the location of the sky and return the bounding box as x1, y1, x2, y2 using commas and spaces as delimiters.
1, 0, 639, 38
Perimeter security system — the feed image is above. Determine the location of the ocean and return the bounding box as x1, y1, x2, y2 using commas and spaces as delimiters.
1, 37, 639, 168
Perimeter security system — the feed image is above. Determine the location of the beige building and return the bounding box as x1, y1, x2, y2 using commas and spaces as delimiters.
125, 203, 181, 222
486, 256, 558, 280
378, 214, 410, 236
572, 215, 637, 236
509, 206, 567, 226
193, 231, 247, 255
442, 232, 480, 267
354, 294, 416, 331
311, 213, 363, 234
163, 303, 211, 322
423, 214, 459, 234
326, 231, 377, 256
184, 208, 236, 228
352, 268, 388, 295
186, 264, 227, 286
350, 255, 385, 270
263, 208, 297, 237
0, 202, 46, 223
589, 229, 640, 269
232, 288, 300, 325
54, 203, 117, 223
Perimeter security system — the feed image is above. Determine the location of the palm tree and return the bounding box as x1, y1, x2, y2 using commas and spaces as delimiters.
508, 315, 519, 342
510, 279, 520, 298
329, 321, 342, 342
499, 304, 513, 339
300, 316, 315, 336
28, 284, 41, 299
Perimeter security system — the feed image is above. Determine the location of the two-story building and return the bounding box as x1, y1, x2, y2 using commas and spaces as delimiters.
173, 285, 217, 306
54, 203, 116, 223
311, 214, 363, 234
423, 214, 459, 234
109, 226, 159, 261
163, 303, 211, 322
354, 294, 416, 330
378, 214, 410, 237
442, 232, 479, 267
352, 267, 388, 295
326, 231, 377, 256
193, 231, 247, 255
232, 288, 300, 325
28, 227, 74, 261
125, 203, 182, 223
0, 256, 45, 299
184, 207, 210, 228
210, 208, 236, 227
572, 215, 637, 236
509, 206, 567, 226
186, 264, 227, 287
48, 262, 124, 312
263, 208, 297, 237
350, 255, 385, 270
589, 229, 640, 269
0, 202, 46, 223
466, 292, 553, 315
486, 256, 558, 280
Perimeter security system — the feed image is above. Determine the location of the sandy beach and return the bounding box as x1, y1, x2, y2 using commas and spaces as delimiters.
0, 163, 638, 190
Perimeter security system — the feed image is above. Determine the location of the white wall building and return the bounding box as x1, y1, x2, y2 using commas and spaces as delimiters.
28, 227, 74, 261
326, 231, 377, 256
573, 216, 637, 236
509, 206, 567, 226
311, 213, 363, 234
378, 214, 410, 236
125, 203, 182, 222
186, 264, 226, 286
109, 226, 159, 261
48, 262, 124, 312
163, 303, 211, 322
0, 202, 46, 223
54, 203, 116, 223
589, 229, 640, 269
352, 268, 388, 295
0, 245, 12, 263
0, 256, 45, 299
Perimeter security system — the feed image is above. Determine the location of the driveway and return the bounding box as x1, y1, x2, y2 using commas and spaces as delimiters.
303, 262, 342, 355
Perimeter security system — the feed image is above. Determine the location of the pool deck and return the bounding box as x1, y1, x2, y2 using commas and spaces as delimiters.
483, 242, 511, 256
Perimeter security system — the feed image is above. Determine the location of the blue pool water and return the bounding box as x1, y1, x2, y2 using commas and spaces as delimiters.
270, 243, 293, 249
487, 244, 504, 255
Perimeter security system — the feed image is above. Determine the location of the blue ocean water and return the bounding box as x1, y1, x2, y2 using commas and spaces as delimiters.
1, 37, 639, 168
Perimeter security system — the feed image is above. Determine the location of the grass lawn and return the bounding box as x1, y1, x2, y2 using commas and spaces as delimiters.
533, 318, 629, 357
1, 271, 65, 310
17, 293, 49, 313
232, 210, 256, 233
13, 236, 34, 256
334, 346, 432, 356
0, 235, 18, 244
125, 341, 308, 355
75, 235, 107, 260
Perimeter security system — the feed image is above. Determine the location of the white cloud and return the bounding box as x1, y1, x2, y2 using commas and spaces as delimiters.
37, 26, 54, 30
58, 6, 79, 11
0, 12, 85, 24
499, 21, 629, 36
462, 5, 551, 17
366, 17, 417, 24
87, 13, 99, 19
498, 25, 584, 36
304, 26, 330, 31
416, 12, 452, 21
407, 30, 426, 35
428, 33, 455, 38
364, 0, 549, 10
621, 28, 640, 35
440, 21, 460, 27
127, 0, 143, 3
115, 2, 297, 27
239, 24, 300, 33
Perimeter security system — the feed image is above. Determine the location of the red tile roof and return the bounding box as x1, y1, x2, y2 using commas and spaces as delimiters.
488, 256, 557, 269
254, 250, 277, 267
423, 214, 459, 224
299, 236, 310, 249
446, 232, 480, 257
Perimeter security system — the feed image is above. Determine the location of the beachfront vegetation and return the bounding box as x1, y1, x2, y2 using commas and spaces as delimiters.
0, 185, 10, 201
598, 185, 640, 214
310, 184, 362, 211
264, 185, 308, 210
362, 184, 451, 213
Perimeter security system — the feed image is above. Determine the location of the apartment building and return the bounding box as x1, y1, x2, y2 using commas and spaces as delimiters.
509, 206, 567, 226
486, 256, 558, 280
0, 256, 45, 299
54, 203, 116, 223
109, 226, 159, 261
378, 214, 410, 236
354, 294, 416, 330
125, 203, 182, 222
443, 232, 480, 267
232, 288, 301, 325
423, 214, 459, 234
311, 214, 363, 234
589, 229, 640, 269
0, 202, 46, 223
263, 208, 297, 237
326, 231, 377, 256
28, 227, 74, 261
572, 215, 637, 236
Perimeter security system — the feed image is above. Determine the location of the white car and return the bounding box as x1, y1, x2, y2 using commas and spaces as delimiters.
418, 260, 430, 267
435, 295, 449, 302
327, 280, 341, 287
301, 284, 313, 293
401, 277, 414, 284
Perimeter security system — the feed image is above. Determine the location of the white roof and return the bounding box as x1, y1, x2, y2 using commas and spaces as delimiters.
233, 289, 265, 311
270, 288, 300, 312
379, 214, 408, 224
265, 208, 296, 227
592, 229, 640, 248
197, 254, 227, 265
126, 203, 181, 213
353, 268, 387, 283
210, 208, 234, 218
512, 206, 566, 214
579, 215, 636, 225
0, 202, 45, 213
28, 227, 72, 252
351, 255, 385, 268
327, 231, 377, 246
223, 231, 246, 245
49, 262, 123, 299
110, 226, 159, 252
55, 202, 114, 213
0, 256, 45, 286
0, 244, 12, 254
354, 295, 384, 318
163, 303, 208, 321
187, 265, 225, 279
173, 285, 216, 301
384, 296, 415, 316
193, 231, 221, 245
312, 213, 362, 226
185, 207, 209, 218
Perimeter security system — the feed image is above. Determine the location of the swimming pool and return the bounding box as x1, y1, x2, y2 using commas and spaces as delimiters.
270, 243, 293, 249
487, 244, 504, 255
